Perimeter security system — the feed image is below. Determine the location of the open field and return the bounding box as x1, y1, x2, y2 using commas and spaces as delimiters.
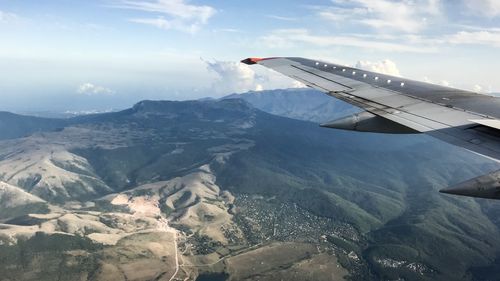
225, 242, 318, 280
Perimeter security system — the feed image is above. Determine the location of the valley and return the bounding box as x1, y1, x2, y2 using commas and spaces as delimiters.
0, 91, 499, 280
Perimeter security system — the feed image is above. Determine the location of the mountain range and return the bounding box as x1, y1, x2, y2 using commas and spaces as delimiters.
223, 88, 360, 123
0, 89, 499, 281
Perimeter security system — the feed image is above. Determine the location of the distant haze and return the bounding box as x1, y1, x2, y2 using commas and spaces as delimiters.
1, 1, 500, 111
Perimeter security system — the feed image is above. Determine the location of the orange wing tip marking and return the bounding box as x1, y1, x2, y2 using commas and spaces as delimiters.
241, 57, 277, 65
241, 58, 263, 65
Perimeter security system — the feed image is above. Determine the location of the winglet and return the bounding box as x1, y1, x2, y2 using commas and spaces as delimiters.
241, 58, 264, 65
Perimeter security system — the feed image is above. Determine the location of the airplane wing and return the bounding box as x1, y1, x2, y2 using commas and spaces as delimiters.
242, 57, 500, 199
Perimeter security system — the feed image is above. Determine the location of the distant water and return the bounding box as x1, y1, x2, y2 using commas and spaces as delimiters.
195, 272, 229, 281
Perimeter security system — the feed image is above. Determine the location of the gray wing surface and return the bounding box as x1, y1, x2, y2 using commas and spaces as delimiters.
242, 57, 500, 199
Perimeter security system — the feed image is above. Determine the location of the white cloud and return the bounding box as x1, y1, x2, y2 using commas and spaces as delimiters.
116, 0, 216, 33
291, 80, 307, 88
471, 84, 496, 94
283, 1, 500, 50
77, 83, 115, 95
261, 27, 500, 51
204, 60, 305, 96
440, 80, 450, 87
320, 0, 441, 33
0, 10, 19, 23
473, 84, 484, 93
129, 17, 171, 29
266, 15, 297, 21
445, 30, 500, 47
464, 0, 500, 17
355, 60, 401, 76
396, 28, 500, 48
213, 28, 240, 33
205, 60, 263, 95
260, 29, 437, 53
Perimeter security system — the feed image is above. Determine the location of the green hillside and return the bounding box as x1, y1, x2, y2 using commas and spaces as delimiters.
0, 96, 499, 280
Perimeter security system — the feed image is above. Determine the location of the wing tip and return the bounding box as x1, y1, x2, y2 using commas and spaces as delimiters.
241, 58, 264, 65
241, 57, 279, 65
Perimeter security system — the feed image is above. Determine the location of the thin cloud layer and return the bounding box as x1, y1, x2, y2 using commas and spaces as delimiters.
464, 0, 500, 17
320, 0, 441, 33
293, 0, 500, 52
117, 0, 216, 33
77, 83, 115, 95
0, 10, 19, 23
446, 30, 500, 47
260, 29, 437, 53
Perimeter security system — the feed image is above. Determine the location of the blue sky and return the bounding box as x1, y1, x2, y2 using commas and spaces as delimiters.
1, 0, 500, 111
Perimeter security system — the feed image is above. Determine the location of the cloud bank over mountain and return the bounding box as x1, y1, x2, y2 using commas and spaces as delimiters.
205, 60, 305, 96
355, 60, 401, 76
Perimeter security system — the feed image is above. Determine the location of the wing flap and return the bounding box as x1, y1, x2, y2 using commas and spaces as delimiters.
471, 119, 500, 130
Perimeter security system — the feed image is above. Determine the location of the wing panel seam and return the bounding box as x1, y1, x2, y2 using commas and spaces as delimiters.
291, 65, 353, 90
